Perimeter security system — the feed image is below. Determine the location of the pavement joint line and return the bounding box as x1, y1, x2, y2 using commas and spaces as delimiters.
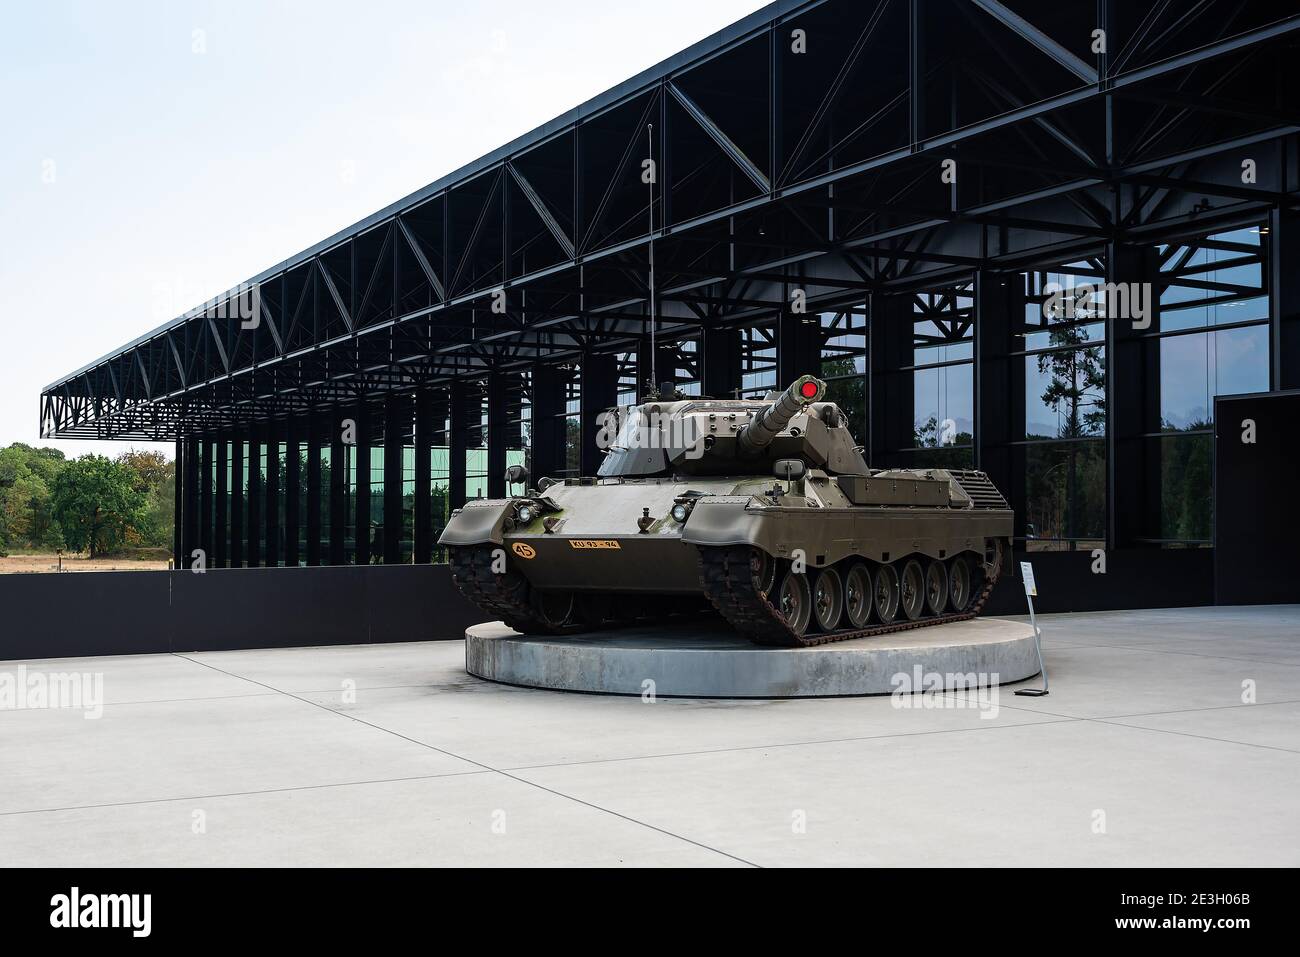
0, 768, 494, 818
1080, 717, 1300, 756
1031, 639, 1300, 667
947, 694, 1300, 722
952, 692, 1300, 753
0, 682, 477, 714
499, 716, 1083, 772
170, 652, 759, 868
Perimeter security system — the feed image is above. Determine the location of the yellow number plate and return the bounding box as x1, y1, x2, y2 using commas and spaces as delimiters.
567, 539, 622, 550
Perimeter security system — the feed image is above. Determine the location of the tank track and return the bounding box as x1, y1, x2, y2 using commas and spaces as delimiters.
698, 545, 1001, 647
448, 545, 561, 635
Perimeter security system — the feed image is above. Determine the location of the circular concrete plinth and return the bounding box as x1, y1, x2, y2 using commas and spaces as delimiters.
465, 618, 1039, 698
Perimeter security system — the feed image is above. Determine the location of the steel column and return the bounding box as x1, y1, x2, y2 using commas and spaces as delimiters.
246, 428, 262, 567
285, 418, 300, 567
230, 429, 245, 567
973, 270, 1025, 535
530, 362, 564, 479
214, 436, 227, 568
329, 410, 346, 566
306, 411, 322, 566
383, 395, 405, 564
181, 436, 199, 569
448, 383, 469, 510
413, 389, 434, 563
355, 402, 372, 566
868, 291, 915, 468
703, 325, 742, 398
487, 373, 508, 498
265, 420, 280, 567
197, 437, 212, 562
580, 351, 617, 476
1106, 242, 1161, 548
1269, 206, 1300, 390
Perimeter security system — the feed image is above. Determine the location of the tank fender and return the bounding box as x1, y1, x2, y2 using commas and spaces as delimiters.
437, 500, 514, 547
679, 497, 773, 550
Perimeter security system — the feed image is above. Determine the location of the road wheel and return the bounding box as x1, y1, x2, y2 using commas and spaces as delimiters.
900, 558, 925, 621
533, 591, 575, 628
948, 556, 972, 612
775, 569, 812, 636
924, 560, 948, 616
874, 562, 900, 623
811, 567, 844, 633
750, 548, 777, 596
843, 563, 873, 628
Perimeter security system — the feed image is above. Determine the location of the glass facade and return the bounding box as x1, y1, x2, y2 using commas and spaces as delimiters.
178, 222, 1276, 569
820, 308, 867, 441
1021, 263, 1107, 551
1152, 226, 1269, 545
907, 284, 974, 468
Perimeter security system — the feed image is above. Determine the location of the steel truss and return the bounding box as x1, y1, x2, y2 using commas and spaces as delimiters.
41, 0, 1300, 440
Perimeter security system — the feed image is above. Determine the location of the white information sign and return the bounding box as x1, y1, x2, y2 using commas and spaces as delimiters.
1020, 561, 1037, 597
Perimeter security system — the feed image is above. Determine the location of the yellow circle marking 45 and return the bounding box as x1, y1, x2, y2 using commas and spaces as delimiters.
511, 542, 537, 559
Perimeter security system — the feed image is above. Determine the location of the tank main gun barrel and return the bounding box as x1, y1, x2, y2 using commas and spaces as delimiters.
737, 375, 827, 453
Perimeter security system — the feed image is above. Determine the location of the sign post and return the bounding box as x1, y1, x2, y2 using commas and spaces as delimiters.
1015, 561, 1049, 697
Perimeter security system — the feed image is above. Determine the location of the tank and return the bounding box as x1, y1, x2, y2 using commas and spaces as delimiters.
440, 375, 1013, 647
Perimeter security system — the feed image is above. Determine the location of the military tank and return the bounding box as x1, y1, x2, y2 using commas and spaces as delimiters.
441, 374, 1012, 647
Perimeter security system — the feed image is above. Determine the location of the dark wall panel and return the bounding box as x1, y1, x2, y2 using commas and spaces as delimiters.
1215, 391, 1300, 605
983, 548, 1214, 616
0, 572, 174, 659
0, 565, 483, 661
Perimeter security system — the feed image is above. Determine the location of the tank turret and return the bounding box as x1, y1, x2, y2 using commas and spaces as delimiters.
737, 374, 826, 453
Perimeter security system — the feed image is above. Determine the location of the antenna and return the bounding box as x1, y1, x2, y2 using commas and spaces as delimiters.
646, 121, 657, 394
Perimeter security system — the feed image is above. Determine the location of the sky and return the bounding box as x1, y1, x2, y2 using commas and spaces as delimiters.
0, 0, 763, 461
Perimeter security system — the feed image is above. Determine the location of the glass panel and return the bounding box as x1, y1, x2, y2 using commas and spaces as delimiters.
401, 445, 414, 564
368, 444, 384, 564
1023, 440, 1106, 549
912, 364, 973, 448
902, 446, 974, 469
1159, 433, 1213, 542
319, 446, 331, 560
1024, 345, 1106, 439
276, 441, 287, 565
1160, 326, 1268, 430
298, 444, 308, 566
431, 445, 450, 564
825, 375, 866, 445
740, 323, 777, 397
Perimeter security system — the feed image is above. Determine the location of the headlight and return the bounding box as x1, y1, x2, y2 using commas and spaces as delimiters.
670, 502, 690, 523
516, 504, 534, 525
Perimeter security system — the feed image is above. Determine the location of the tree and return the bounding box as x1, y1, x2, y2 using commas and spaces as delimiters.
1035, 328, 1105, 546
51, 455, 146, 558
118, 449, 175, 547
0, 443, 67, 553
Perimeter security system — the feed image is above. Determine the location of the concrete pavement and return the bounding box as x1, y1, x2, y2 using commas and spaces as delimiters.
2, 605, 1296, 866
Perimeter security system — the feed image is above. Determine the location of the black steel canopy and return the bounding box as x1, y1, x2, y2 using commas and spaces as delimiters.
41, 0, 1300, 440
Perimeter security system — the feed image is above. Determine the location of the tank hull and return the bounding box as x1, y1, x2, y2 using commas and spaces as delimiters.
441, 473, 1012, 645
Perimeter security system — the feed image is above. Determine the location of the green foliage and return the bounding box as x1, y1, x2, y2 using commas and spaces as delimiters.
0, 444, 67, 554
0, 444, 173, 558
1035, 327, 1105, 438
1160, 423, 1213, 542
51, 455, 148, 558
118, 449, 175, 548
